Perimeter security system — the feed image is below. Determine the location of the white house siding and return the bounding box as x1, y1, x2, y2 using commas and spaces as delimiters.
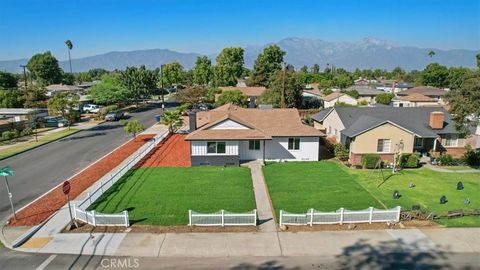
209, 120, 249, 130
321, 109, 345, 142
239, 140, 264, 160
264, 137, 319, 161
191, 141, 239, 156
324, 96, 357, 108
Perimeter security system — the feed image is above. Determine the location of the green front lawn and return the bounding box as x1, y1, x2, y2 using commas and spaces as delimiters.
88, 167, 256, 225
264, 161, 480, 227
263, 161, 384, 214
349, 167, 480, 215
0, 128, 80, 160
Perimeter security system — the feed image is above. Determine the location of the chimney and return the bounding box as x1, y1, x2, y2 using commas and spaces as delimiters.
189, 111, 197, 132
248, 97, 256, 108
429, 111, 444, 129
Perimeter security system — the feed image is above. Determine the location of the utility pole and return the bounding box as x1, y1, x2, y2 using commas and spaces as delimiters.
20, 65, 27, 89
160, 64, 165, 111
281, 63, 286, 108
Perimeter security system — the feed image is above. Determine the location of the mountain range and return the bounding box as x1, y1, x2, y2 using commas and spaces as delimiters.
1, 37, 478, 73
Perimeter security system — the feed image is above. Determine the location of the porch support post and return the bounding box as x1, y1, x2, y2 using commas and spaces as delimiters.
262, 140, 266, 165
433, 138, 437, 151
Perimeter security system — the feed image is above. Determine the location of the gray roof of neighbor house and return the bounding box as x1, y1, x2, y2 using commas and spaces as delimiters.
347, 85, 383, 96
397, 86, 447, 96
312, 107, 458, 138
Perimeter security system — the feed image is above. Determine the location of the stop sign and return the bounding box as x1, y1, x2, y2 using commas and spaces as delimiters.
63, 181, 71, 195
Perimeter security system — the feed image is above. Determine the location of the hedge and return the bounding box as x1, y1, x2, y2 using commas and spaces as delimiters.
399, 153, 419, 168
361, 154, 381, 169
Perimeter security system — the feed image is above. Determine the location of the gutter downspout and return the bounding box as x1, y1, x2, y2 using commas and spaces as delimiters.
263, 140, 266, 165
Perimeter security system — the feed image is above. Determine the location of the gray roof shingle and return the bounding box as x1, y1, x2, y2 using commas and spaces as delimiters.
332, 107, 458, 138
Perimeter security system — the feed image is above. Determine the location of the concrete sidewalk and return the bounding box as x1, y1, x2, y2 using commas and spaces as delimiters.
14, 228, 480, 258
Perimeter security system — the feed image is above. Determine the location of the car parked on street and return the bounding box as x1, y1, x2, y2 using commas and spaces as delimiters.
43, 116, 69, 127
83, 104, 102, 113
105, 111, 124, 121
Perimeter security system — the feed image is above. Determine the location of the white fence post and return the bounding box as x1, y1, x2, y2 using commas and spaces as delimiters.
92, 210, 96, 227
253, 209, 257, 226
88, 192, 92, 205
188, 210, 192, 226
73, 204, 77, 220
396, 206, 401, 221
221, 210, 225, 227
124, 210, 129, 227
279, 210, 283, 227
340, 208, 344, 225
369, 207, 374, 224
309, 208, 314, 226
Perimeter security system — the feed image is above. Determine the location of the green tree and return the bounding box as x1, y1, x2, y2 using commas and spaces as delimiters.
64, 40, 73, 73
47, 92, 80, 129
0, 90, 24, 108
334, 73, 353, 89
175, 86, 208, 104
216, 90, 248, 107
27, 51, 63, 86
23, 86, 47, 108
248, 45, 286, 87
0, 71, 18, 89
161, 110, 184, 133
428, 50, 436, 58
344, 89, 359, 99
416, 63, 449, 88
124, 120, 144, 138
375, 93, 395, 105
193, 56, 213, 86
75, 72, 92, 84
445, 71, 480, 132
214, 47, 244, 86
61, 72, 75, 85
119, 65, 158, 101
312, 64, 320, 74
161, 61, 184, 87
391, 66, 406, 81
88, 74, 130, 105
447, 67, 471, 90
476, 53, 480, 68
88, 68, 109, 80
259, 69, 303, 108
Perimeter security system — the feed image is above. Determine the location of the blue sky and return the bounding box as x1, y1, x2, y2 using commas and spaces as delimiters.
0, 0, 479, 61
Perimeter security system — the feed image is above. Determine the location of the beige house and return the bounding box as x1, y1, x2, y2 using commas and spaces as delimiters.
312, 107, 469, 165
321, 92, 357, 108
391, 93, 442, 107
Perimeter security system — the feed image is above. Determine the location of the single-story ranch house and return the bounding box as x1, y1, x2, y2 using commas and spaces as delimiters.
185, 104, 325, 166
312, 106, 473, 165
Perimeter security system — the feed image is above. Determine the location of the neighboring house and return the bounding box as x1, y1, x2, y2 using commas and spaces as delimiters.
375, 81, 414, 93
312, 107, 469, 165
396, 86, 448, 103
45, 84, 84, 97
185, 104, 325, 166
302, 83, 322, 99
217, 86, 266, 106
321, 92, 358, 108
0, 108, 48, 133
347, 85, 384, 104
391, 93, 441, 107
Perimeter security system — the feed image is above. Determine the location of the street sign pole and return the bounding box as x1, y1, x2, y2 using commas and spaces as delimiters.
63, 181, 77, 228
3, 175, 16, 219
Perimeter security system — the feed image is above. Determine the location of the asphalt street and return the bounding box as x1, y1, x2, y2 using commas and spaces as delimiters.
0, 103, 170, 222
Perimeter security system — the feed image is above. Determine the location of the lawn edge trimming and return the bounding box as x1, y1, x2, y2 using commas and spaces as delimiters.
0, 128, 81, 161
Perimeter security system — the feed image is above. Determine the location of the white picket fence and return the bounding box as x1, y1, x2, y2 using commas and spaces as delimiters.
279, 206, 401, 226
188, 209, 257, 226
72, 131, 169, 227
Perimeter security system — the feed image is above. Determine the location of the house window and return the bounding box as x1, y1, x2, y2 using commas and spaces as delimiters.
207, 141, 226, 154
444, 135, 458, 147
249, 140, 260, 150
414, 137, 423, 148
376, 139, 391, 153
288, 138, 300, 150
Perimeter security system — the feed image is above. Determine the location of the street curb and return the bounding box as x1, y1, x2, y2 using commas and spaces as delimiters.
0, 129, 82, 161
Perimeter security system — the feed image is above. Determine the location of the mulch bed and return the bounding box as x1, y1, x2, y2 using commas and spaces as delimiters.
63, 222, 257, 234
8, 134, 155, 227
281, 220, 440, 232
138, 134, 191, 167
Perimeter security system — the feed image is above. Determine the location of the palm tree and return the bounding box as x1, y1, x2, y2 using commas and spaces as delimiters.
428, 50, 435, 58
65, 40, 73, 74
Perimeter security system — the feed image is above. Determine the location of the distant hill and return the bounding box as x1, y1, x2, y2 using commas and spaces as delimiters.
1, 37, 478, 73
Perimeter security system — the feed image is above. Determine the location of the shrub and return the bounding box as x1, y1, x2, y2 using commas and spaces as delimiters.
437, 154, 455, 166
399, 153, 419, 168
375, 93, 394, 105
2, 130, 16, 141
361, 154, 381, 169
334, 144, 349, 161
21, 127, 33, 136
358, 100, 368, 106
461, 146, 480, 166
